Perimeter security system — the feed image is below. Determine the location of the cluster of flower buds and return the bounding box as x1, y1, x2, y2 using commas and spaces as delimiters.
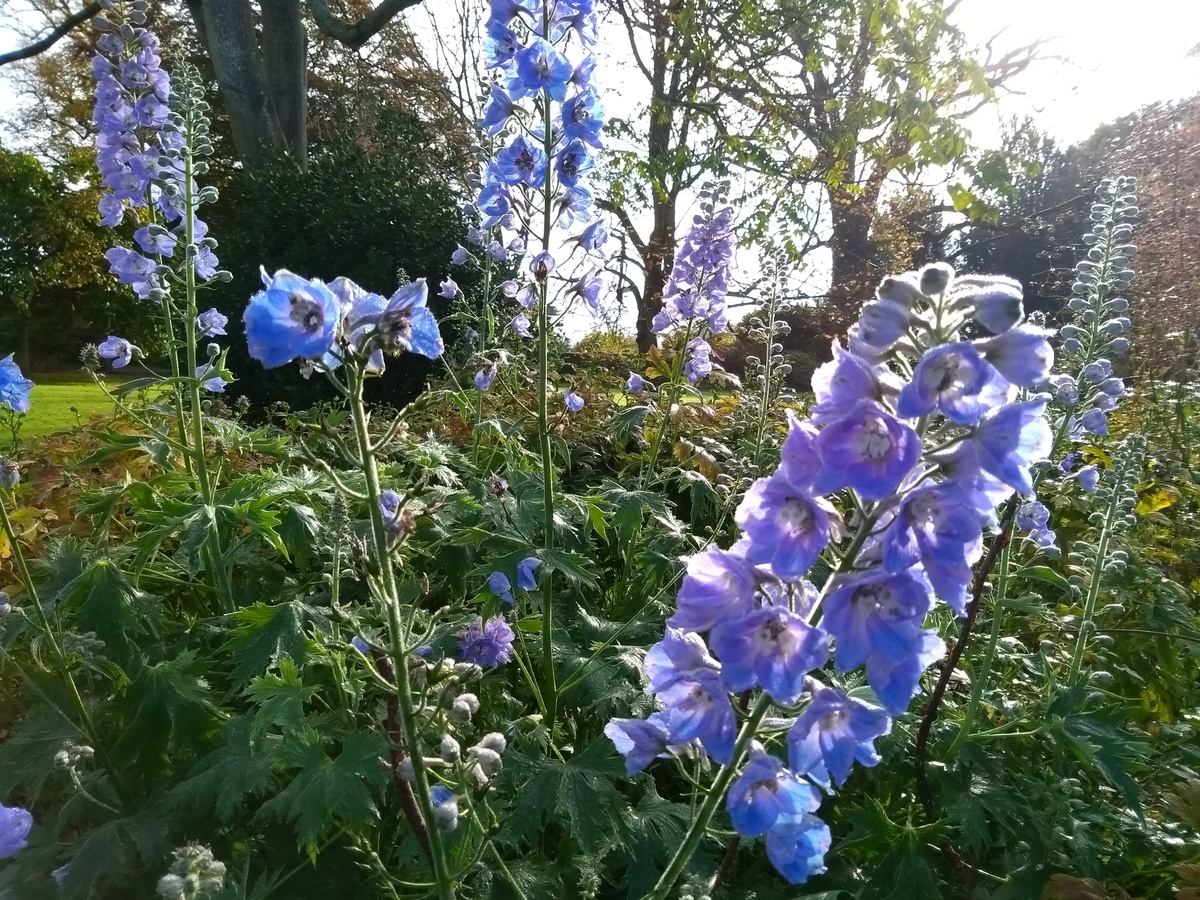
651, 181, 737, 384
155, 843, 227, 900
91, 6, 220, 299
52, 743, 96, 770
609, 261, 1061, 884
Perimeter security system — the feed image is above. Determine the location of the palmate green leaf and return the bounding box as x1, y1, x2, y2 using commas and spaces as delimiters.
257, 727, 388, 849
115, 651, 223, 770
166, 716, 275, 822
500, 738, 629, 858
278, 504, 321, 573
618, 783, 691, 897
62, 558, 164, 670
247, 657, 318, 732
226, 598, 329, 687
56, 813, 168, 900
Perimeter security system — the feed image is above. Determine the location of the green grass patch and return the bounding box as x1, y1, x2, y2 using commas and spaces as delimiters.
3, 373, 133, 445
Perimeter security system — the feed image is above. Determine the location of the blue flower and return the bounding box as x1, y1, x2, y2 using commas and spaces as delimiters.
327, 276, 387, 372
1016, 500, 1050, 531
669, 546, 757, 632
555, 139, 595, 187
133, 224, 176, 256
430, 785, 459, 831
865, 629, 944, 714
643, 627, 719, 693
1080, 408, 1109, 436
726, 753, 821, 838
489, 0, 538, 26
852, 299, 910, 349
196, 307, 228, 337
564, 390, 585, 411
897, 342, 1009, 425
439, 277, 458, 299
626, 372, 645, 393
517, 556, 540, 590
97, 335, 136, 368
196, 364, 226, 393
485, 20, 521, 68
657, 667, 736, 764
973, 324, 1055, 387
555, 185, 594, 227
562, 88, 604, 147
496, 136, 548, 187
0, 355, 34, 413
486, 240, 507, 262
488, 571, 515, 604
451, 245, 470, 265
823, 567, 934, 674
458, 616, 515, 666
380, 489, 405, 534
515, 39, 574, 101
966, 395, 1053, 495
1081, 359, 1112, 383
813, 399, 921, 501
105, 246, 157, 299
961, 280, 1024, 334
475, 363, 498, 391
351, 635, 371, 655
244, 268, 340, 369
510, 313, 533, 338
379, 279, 444, 359
1075, 465, 1100, 492
0, 802, 32, 859
787, 689, 891, 788
568, 269, 601, 314
809, 340, 894, 426
735, 470, 834, 582
709, 604, 829, 703
605, 712, 677, 775
765, 815, 831, 885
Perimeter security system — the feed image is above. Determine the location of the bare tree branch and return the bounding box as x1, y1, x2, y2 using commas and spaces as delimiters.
598, 198, 649, 258
306, 0, 424, 50
0, 1, 102, 68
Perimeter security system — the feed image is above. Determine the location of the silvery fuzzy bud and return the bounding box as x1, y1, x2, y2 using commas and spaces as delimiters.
476, 732, 507, 754
439, 735, 461, 764
206, 343, 221, 359
450, 697, 475, 723
918, 262, 954, 296
0, 459, 18, 489
1109, 337, 1131, 354
396, 758, 416, 781
432, 796, 459, 831
875, 273, 923, 307
157, 874, 187, 900
473, 747, 503, 777
54, 750, 71, 767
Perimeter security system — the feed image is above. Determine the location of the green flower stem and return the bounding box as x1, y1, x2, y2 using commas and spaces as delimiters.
0, 493, 133, 810
346, 368, 455, 900
180, 126, 235, 615
639, 318, 696, 491
157, 292, 193, 476
945, 525, 1012, 759
537, 70, 560, 735
644, 694, 772, 900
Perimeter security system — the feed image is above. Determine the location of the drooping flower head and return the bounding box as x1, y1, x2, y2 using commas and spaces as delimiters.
379, 280, 444, 359
726, 753, 821, 838
787, 689, 891, 788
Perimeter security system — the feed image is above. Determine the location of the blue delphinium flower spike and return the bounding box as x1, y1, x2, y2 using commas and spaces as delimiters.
97, 336, 136, 368
709, 603, 829, 704
0, 355, 34, 413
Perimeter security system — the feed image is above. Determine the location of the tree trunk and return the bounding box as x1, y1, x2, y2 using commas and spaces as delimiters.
191, 0, 286, 164
827, 188, 879, 322
261, 0, 308, 168
638, 200, 674, 352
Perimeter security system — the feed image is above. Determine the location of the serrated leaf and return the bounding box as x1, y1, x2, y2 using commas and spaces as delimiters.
166, 717, 274, 822
115, 651, 223, 770
226, 599, 328, 687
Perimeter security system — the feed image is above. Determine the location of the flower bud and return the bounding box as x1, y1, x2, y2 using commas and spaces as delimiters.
396, 758, 415, 781
439, 735, 461, 764
476, 732, 507, 754
918, 262, 954, 296
0, 459, 19, 489
473, 747, 503, 777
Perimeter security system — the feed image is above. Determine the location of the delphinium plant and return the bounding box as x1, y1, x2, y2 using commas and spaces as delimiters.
446, 0, 606, 732
607, 254, 1066, 893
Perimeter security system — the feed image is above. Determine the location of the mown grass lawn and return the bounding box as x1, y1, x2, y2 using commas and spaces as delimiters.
5, 373, 128, 445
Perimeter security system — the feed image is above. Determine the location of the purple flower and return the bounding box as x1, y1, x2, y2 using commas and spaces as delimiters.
1048, 374, 1080, 405
510, 313, 533, 338
813, 399, 921, 500
556, 139, 595, 187
1081, 359, 1112, 383
853, 299, 910, 349
530, 251, 556, 279
657, 667, 736, 764
788, 689, 891, 787
967, 395, 1053, 495
196, 307, 228, 337
643, 627, 719, 693
496, 136, 548, 187
669, 546, 757, 632
726, 753, 821, 838
487, 240, 508, 261
626, 372, 645, 393
555, 185, 594, 227
0, 355, 33, 414
196, 364, 226, 393
484, 19, 521, 68
709, 604, 829, 703
244, 268, 340, 369
896, 342, 1009, 425
1075, 465, 1100, 492
735, 470, 834, 581
379, 279, 444, 359
458, 616, 515, 666
380, 489, 405, 535
475, 363, 498, 391
809, 340, 895, 426
327, 277, 387, 372
97, 335, 136, 368
865, 629, 945, 714
823, 566, 935, 685
564, 390, 585, 412
105, 246, 157, 299
515, 39, 574, 101
0, 802, 32, 858
1081, 408, 1109, 436
351, 635, 371, 655
765, 815, 831, 885
133, 224, 176, 256
1016, 500, 1050, 531
969, 282, 1024, 334
973, 325, 1055, 387
517, 556, 541, 590
439, 277, 458, 299
479, 84, 518, 134
487, 571, 515, 604
451, 245, 470, 266
568, 269, 601, 314
605, 712, 678, 774
573, 219, 608, 256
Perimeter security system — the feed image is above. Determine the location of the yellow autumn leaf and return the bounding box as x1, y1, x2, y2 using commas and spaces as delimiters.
1137, 485, 1180, 515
